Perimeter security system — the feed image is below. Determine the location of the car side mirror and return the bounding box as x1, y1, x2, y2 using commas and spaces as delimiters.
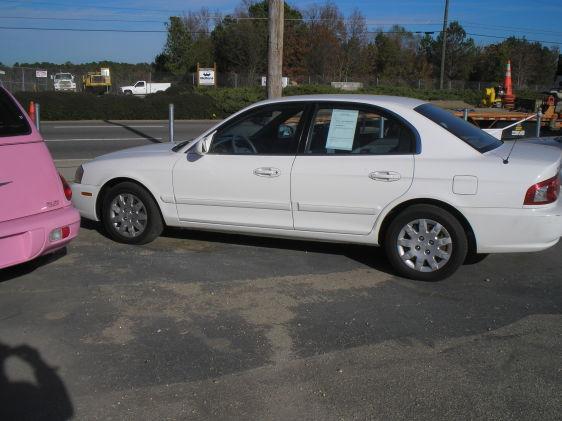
196, 131, 215, 155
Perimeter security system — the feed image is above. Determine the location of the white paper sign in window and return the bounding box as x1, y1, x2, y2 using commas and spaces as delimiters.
325, 109, 358, 151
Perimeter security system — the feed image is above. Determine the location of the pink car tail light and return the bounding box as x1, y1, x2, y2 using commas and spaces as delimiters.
524, 175, 560, 205
59, 173, 72, 201
49, 226, 71, 242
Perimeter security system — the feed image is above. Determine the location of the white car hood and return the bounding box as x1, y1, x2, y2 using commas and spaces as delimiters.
93, 142, 176, 162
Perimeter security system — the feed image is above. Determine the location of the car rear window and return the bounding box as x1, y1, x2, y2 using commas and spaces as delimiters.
414, 103, 502, 153
0, 89, 31, 138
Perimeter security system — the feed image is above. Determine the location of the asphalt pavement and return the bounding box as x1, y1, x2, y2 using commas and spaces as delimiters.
0, 121, 560, 419
0, 224, 560, 420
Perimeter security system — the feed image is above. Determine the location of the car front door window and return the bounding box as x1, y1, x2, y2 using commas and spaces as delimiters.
209, 105, 306, 155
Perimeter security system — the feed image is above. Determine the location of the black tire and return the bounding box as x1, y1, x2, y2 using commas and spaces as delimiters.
464, 252, 489, 265
124, 90, 132, 95
102, 182, 163, 245
384, 204, 468, 281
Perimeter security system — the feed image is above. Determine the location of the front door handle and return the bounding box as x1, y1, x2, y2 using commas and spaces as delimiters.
369, 171, 401, 182
253, 167, 280, 177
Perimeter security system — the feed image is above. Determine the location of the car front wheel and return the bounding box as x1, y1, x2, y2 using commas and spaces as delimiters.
102, 182, 163, 244
384, 204, 468, 281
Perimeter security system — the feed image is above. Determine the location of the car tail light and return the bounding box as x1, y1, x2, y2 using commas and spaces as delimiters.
524, 175, 560, 205
59, 173, 72, 200
49, 226, 71, 242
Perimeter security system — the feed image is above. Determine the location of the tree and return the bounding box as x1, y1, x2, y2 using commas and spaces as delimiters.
423, 21, 477, 82
163, 16, 193, 76
304, 2, 346, 81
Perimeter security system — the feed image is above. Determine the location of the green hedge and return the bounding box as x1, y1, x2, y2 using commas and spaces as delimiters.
14, 91, 221, 120
14, 85, 489, 121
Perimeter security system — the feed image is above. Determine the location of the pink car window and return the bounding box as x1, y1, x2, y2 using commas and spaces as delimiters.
0, 89, 31, 138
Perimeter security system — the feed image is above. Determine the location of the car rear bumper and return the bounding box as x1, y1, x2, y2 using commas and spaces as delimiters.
462, 201, 562, 253
71, 183, 100, 221
0, 205, 80, 270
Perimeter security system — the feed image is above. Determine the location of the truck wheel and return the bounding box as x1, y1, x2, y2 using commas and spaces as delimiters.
124, 90, 132, 95
384, 204, 468, 281
102, 182, 163, 245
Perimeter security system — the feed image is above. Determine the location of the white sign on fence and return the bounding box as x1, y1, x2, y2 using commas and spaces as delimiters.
198, 69, 215, 86
36, 70, 48, 78
261, 76, 289, 88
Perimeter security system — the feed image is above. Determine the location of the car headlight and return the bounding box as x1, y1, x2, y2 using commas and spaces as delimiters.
74, 165, 84, 184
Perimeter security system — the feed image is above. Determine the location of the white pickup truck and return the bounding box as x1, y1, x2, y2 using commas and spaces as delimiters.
120, 81, 171, 95
53, 73, 77, 92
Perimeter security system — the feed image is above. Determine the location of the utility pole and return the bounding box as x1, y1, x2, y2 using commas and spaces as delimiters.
267, 0, 284, 99
439, 0, 450, 90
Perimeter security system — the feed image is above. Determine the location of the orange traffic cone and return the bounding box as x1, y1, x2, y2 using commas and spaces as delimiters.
502, 60, 515, 109
28, 101, 36, 123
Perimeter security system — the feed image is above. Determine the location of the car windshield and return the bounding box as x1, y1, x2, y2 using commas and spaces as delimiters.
415, 103, 503, 153
55, 74, 71, 80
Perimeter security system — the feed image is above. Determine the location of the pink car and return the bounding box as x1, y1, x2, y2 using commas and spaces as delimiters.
0, 87, 80, 270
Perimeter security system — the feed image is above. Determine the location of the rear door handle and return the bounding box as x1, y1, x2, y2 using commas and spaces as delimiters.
253, 167, 280, 177
369, 171, 401, 182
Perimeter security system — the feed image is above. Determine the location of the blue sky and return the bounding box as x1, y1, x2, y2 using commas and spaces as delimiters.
0, 0, 561, 65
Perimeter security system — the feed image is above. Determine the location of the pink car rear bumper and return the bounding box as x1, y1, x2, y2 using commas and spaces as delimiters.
0, 205, 80, 270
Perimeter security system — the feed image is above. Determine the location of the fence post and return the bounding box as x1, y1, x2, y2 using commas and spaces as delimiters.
169, 103, 174, 143
536, 111, 542, 138
21, 67, 25, 91
463, 108, 468, 121
35, 103, 41, 131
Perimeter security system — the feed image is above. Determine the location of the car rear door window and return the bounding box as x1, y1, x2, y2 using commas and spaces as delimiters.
0, 89, 31, 138
305, 105, 415, 155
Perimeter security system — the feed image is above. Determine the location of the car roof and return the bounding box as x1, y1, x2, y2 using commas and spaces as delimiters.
252, 94, 427, 110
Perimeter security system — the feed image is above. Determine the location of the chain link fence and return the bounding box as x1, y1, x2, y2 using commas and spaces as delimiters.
0, 66, 551, 94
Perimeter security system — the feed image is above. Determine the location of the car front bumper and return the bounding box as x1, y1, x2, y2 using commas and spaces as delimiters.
0, 205, 80, 270
71, 183, 101, 221
462, 200, 562, 253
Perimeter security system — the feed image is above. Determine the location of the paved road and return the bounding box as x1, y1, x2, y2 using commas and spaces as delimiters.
43, 120, 217, 180
43, 120, 217, 159
0, 224, 560, 420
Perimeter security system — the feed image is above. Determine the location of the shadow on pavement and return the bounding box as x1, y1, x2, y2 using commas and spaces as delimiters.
0, 248, 67, 284
163, 226, 397, 276
103, 120, 162, 143
0, 341, 73, 420
79, 219, 396, 275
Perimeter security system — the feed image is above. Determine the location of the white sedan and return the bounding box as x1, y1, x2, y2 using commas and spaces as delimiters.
71, 95, 562, 281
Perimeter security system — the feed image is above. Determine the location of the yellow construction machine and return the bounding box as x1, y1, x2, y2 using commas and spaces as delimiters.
82, 67, 111, 94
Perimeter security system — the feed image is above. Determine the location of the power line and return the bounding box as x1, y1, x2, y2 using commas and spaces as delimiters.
0, 26, 167, 33
0, 25, 560, 46
1, 0, 182, 14
0, 16, 167, 24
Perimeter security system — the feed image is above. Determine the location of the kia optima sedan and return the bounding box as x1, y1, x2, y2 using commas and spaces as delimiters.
71, 95, 562, 281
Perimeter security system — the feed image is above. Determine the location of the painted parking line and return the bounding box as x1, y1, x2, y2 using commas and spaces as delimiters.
45, 137, 163, 142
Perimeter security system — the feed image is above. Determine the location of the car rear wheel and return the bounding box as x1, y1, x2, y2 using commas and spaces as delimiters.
102, 182, 163, 244
384, 205, 468, 281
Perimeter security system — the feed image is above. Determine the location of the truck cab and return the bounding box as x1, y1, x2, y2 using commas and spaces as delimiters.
53, 73, 77, 92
